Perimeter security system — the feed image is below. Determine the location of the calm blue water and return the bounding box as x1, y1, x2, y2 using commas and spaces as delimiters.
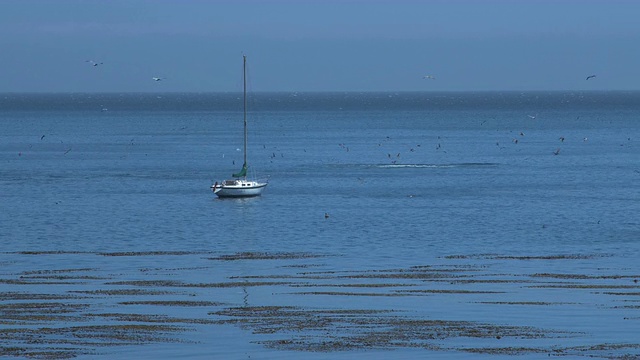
1, 91, 639, 359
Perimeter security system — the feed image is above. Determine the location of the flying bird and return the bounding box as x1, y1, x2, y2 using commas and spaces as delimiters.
422, 75, 436, 80
152, 77, 164, 81
586, 75, 597, 80
86, 60, 103, 67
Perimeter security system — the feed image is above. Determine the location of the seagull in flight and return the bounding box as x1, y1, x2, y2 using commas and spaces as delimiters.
152, 77, 164, 81
86, 60, 103, 67
422, 75, 436, 80
586, 74, 597, 80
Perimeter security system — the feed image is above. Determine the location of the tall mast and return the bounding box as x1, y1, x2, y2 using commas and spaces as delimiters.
243, 55, 248, 172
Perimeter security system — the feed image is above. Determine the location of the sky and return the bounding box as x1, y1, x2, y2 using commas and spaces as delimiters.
1, 0, 639, 92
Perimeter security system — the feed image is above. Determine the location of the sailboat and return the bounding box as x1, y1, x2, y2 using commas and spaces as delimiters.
211, 55, 268, 198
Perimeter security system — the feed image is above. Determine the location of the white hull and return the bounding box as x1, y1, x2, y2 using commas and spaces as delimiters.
212, 179, 267, 198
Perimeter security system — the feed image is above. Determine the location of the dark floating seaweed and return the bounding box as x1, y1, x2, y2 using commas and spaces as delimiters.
444, 253, 610, 260
119, 300, 225, 307
209, 252, 326, 261
106, 280, 290, 288
212, 306, 557, 352
2, 251, 640, 358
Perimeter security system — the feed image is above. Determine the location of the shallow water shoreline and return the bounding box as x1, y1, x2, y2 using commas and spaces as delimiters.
1, 251, 639, 359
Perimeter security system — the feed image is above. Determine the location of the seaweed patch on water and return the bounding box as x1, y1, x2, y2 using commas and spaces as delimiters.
2, 250, 640, 358
21, 268, 97, 275
291, 291, 413, 297
556, 343, 640, 358
0, 302, 89, 314
399, 289, 506, 295
211, 306, 557, 352
1, 324, 187, 346
0, 346, 86, 360
293, 265, 483, 282
528, 284, 640, 290
282, 263, 326, 269
106, 280, 291, 288
475, 301, 573, 306
209, 252, 326, 261
119, 300, 225, 307
69, 289, 176, 296
603, 292, 640, 296
1, 310, 199, 358
0, 292, 85, 301
0, 278, 82, 285
531, 273, 640, 280
337, 268, 465, 281
448, 279, 534, 285
0, 302, 90, 325
19, 274, 106, 281
0, 286, 217, 358
461, 346, 549, 355
13, 251, 89, 255
444, 253, 608, 260
90, 312, 217, 325
291, 282, 416, 288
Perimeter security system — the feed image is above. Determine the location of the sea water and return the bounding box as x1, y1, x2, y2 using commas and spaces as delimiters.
1, 91, 639, 359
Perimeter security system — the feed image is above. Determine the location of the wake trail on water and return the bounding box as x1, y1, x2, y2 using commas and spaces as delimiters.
362, 163, 499, 169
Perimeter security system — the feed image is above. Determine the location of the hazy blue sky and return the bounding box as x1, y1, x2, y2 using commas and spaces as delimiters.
1, 0, 639, 92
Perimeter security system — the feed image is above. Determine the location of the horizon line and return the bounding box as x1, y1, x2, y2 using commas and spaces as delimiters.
2, 89, 640, 95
